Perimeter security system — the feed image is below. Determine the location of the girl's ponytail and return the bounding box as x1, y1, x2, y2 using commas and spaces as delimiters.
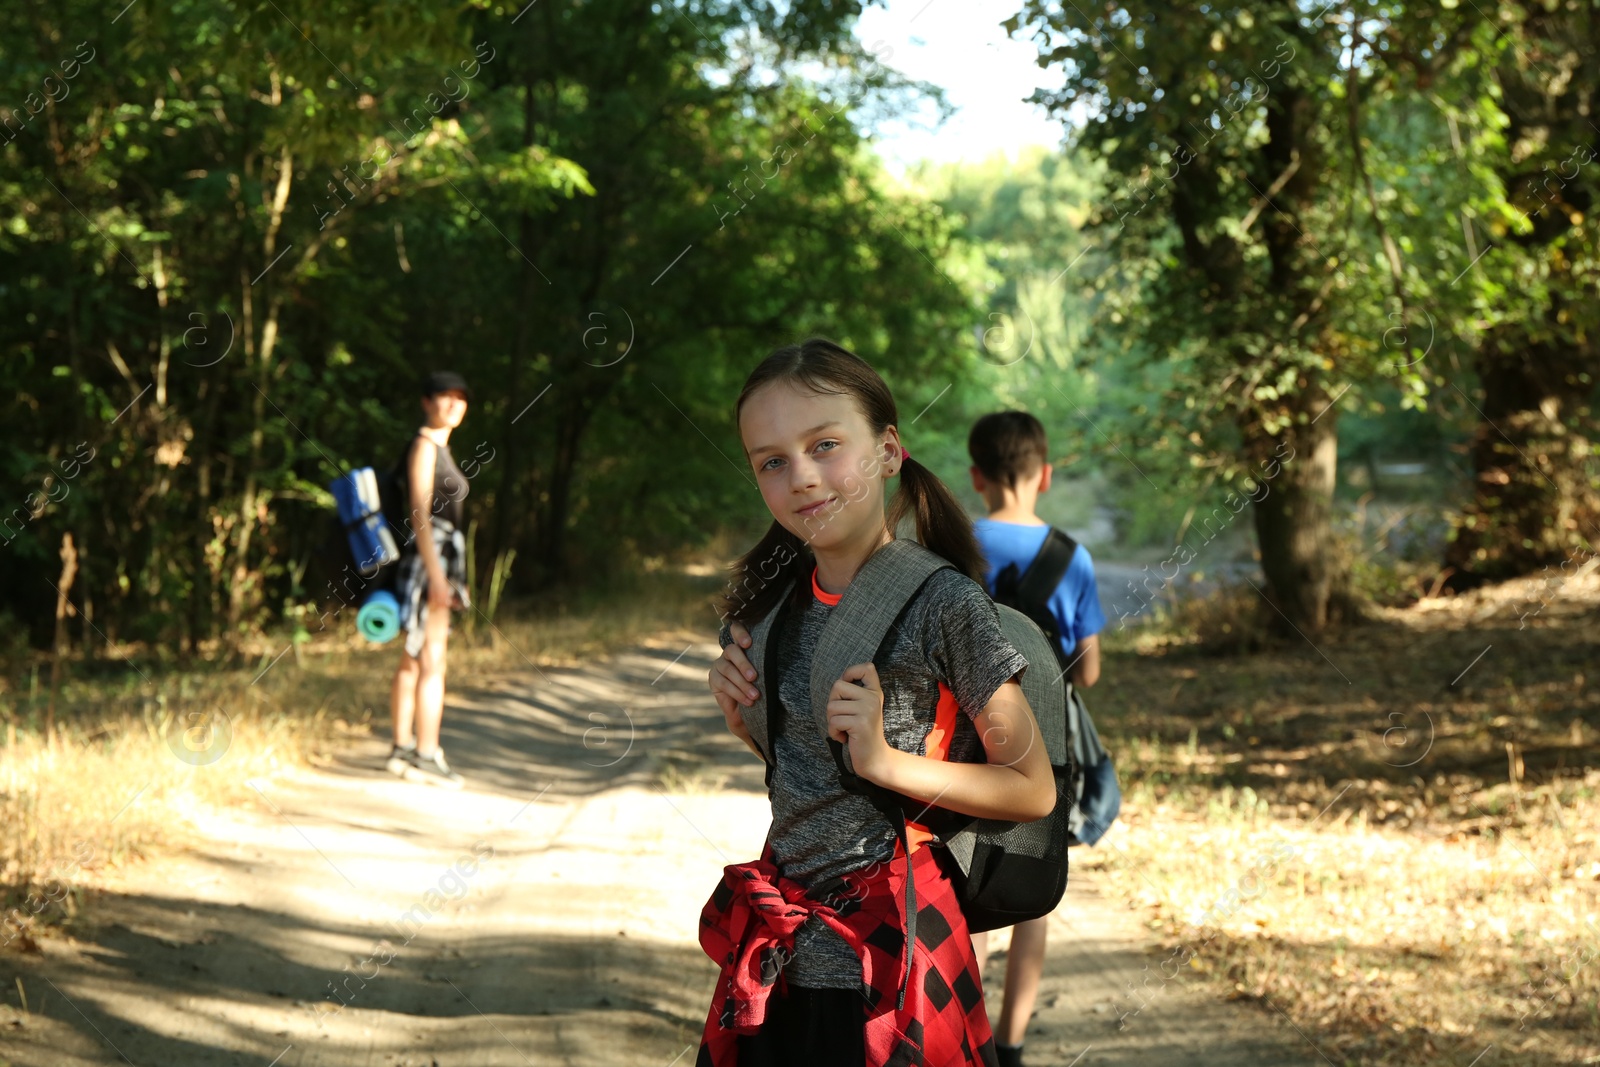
715, 520, 813, 630
889, 455, 986, 584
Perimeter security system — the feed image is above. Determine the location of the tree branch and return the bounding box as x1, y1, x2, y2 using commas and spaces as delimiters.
1240, 149, 1301, 234
1346, 19, 1406, 310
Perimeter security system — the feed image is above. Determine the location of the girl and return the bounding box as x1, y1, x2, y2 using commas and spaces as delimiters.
701, 339, 1055, 1067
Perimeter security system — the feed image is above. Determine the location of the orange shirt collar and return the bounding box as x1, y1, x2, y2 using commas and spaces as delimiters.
810, 565, 843, 606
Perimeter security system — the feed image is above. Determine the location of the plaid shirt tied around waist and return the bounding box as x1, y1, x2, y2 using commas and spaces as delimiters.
696, 842, 997, 1067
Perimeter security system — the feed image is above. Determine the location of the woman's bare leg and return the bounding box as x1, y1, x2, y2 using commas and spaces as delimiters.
390, 651, 420, 746
413, 606, 450, 754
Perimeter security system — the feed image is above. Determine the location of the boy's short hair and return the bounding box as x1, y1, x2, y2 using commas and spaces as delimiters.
968, 411, 1049, 490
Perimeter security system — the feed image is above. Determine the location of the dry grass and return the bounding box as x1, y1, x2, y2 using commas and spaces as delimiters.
1089, 569, 1600, 1066
0, 565, 721, 947
0, 701, 327, 951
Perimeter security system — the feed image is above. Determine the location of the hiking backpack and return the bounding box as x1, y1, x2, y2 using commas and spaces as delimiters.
328, 468, 401, 576
738, 537, 1075, 941
322, 437, 418, 601
991, 526, 1121, 847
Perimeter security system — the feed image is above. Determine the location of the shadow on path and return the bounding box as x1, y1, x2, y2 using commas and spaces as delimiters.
3, 887, 715, 1067
325, 638, 766, 801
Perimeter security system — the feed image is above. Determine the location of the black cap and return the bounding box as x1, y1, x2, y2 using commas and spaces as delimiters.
420, 370, 471, 401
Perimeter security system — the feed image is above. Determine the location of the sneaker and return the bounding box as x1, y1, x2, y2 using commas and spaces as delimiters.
386, 742, 417, 776
995, 1045, 1025, 1067
404, 747, 465, 790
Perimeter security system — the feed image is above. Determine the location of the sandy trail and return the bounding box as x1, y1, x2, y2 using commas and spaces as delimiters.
1, 636, 1318, 1066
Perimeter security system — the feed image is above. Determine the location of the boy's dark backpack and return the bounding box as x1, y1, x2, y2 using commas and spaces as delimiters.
990, 526, 1121, 847
738, 538, 1075, 963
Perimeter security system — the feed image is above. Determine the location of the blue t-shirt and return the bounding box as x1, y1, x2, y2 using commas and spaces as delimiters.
973, 518, 1106, 656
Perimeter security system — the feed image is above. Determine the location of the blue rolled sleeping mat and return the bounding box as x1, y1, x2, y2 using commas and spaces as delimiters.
329, 467, 400, 578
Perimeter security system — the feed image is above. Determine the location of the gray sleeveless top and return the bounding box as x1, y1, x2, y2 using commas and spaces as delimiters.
409, 432, 468, 530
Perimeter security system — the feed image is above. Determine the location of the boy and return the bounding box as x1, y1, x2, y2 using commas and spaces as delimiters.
966, 410, 1106, 1067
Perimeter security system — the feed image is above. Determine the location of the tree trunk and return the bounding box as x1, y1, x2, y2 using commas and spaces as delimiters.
47, 533, 79, 742
1246, 378, 1341, 633
226, 145, 292, 635
1445, 336, 1600, 584
537, 408, 584, 584
489, 80, 540, 586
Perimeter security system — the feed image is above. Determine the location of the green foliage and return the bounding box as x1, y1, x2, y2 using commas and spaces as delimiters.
0, 0, 974, 649
6, 0, 1596, 651
1008, 0, 1444, 459
1002, 0, 1599, 611
913, 149, 1105, 483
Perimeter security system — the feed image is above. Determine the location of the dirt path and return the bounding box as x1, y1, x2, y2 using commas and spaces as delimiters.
1, 637, 1320, 1067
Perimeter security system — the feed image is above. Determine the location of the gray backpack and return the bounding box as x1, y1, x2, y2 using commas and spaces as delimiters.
739, 537, 1074, 1003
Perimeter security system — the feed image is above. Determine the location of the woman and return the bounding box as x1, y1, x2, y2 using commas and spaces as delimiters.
386, 370, 473, 789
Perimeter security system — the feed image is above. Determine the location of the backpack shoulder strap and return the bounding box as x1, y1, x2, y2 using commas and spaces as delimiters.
734, 577, 798, 774
808, 538, 953, 778
805, 539, 950, 1014
1014, 526, 1078, 611
392, 430, 424, 471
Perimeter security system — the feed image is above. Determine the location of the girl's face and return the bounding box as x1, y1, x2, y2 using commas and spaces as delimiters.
740, 380, 901, 551
423, 389, 468, 429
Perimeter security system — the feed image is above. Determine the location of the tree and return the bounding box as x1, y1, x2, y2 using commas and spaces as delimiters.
1411, 3, 1600, 582
1007, 0, 1452, 631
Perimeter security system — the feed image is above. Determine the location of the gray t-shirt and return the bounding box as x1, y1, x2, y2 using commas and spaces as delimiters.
718, 564, 1028, 988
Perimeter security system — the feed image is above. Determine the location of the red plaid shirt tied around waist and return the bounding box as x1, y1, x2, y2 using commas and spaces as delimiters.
697, 843, 998, 1067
